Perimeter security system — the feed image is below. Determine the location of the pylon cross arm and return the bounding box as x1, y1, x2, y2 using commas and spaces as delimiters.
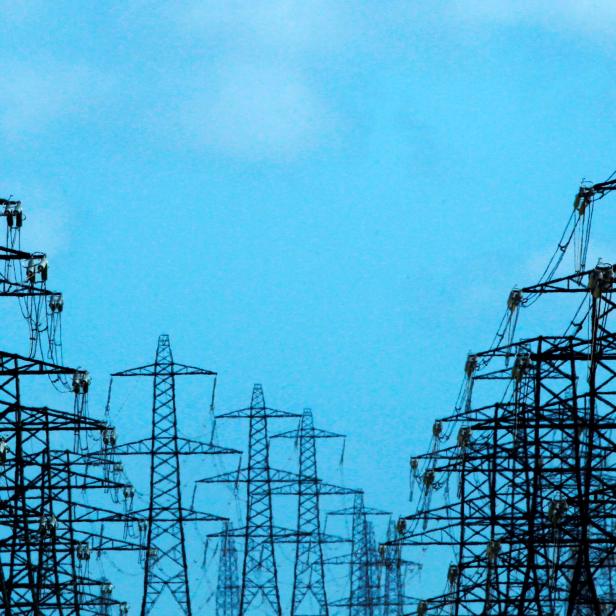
216, 407, 301, 419
112, 362, 216, 377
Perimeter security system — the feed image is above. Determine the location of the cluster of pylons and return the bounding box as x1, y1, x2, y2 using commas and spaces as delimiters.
4, 172, 616, 616
0, 195, 419, 615
389, 176, 616, 616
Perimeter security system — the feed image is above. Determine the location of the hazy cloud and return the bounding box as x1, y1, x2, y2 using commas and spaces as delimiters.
170, 0, 350, 57
176, 61, 340, 161
156, 1, 351, 162
0, 60, 111, 141
447, 0, 616, 38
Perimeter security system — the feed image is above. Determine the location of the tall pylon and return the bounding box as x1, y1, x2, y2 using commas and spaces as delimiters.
199, 384, 301, 616
328, 493, 390, 616
216, 522, 240, 616
379, 520, 420, 616
105, 335, 239, 616
271, 408, 349, 616
393, 177, 616, 614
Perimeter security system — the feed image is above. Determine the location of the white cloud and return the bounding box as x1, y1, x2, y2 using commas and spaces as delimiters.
170, 0, 349, 57
0, 60, 111, 140
447, 0, 616, 37
151, 1, 351, 162
177, 62, 340, 161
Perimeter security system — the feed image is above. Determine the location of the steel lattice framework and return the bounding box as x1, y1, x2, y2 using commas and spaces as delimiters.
216, 522, 241, 616
394, 178, 616, 616
271, 408, 352, 616
0, 195, 142, 615
327, 493, 391, 616
199, 384, 301, 616
378, 520, 420, 616
101, 334, 239, 616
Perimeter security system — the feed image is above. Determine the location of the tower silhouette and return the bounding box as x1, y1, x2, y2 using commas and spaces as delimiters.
272, 408, 351, 616
199, 384, 301, 616
216, 521, 241, 616
328, 493, 390, 616
107, 335, 238, 616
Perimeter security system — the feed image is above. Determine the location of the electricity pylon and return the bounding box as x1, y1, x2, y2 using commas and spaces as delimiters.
0, 195, 140, 615
216, 522, 241, 616
327, 493, 390, 616
271, 408, 352, 616
395, 177, 616, 615
104, 335, 239, 616
199, 384, 301, 616
378, 520, 420, 616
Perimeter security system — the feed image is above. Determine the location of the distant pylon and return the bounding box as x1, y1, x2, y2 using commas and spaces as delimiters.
380, 520, 421, 616
106, 334, 238, 616
272, 408, 348, 616
201, 384, 301, 616
327, 493, 390, 616
350, 495, 376, 616
366, 520, 381, 614
216, 522, 240, 616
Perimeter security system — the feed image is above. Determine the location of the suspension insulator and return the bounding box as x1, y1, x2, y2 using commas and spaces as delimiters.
148, 547, 159, 560
507, 289, 523, 311
4, 202, 23, 228
423, 469, 435, 492
72, 370, 91, 394
102, 426, 117, 447
39, 514, 57, 538
447, 563, 459, 586
547, 499, 568, 526
76, 542, 91, 561
573, 185, 592, 214
0, 437, 9, 464
49, 293, 64, 313
457, 427, 472, 449
511, 353, 532, 382
464, 354, 477, 378
486, 539, 501, 561
588, 264, 614, 299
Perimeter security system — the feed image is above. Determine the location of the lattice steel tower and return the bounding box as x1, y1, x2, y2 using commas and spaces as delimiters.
328, 492, 390, 616
0, 196, 141, 615
271, 408, 350, 616
199, 384, 301, 616
106, 335, 238, 616
216, 522, 241, 616
394, 176, 616, 615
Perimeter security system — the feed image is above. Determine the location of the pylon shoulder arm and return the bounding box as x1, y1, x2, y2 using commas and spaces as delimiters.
112, 362, 216, 377
216, 406, 301, 419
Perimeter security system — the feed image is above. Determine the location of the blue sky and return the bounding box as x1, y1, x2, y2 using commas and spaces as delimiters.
2, 0, 616, 605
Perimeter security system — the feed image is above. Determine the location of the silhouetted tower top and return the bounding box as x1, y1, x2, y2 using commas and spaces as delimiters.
272, 408, 350, 616
208, 384, 300, 616
216, 521, 241, 616
108, 334, 238, 616
328, 493, 390, 616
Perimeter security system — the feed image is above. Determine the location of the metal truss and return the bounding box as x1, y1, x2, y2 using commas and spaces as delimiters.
394, 178, 616, 616
101, 334, 238, 616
